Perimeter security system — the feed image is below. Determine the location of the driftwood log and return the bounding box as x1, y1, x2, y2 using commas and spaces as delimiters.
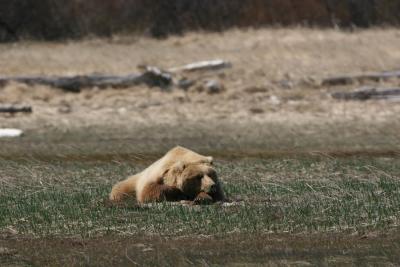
322, 71, 400, 86
169, 59, 231, 73
0, 105, 32, 113
0, 59, 231, 92
0, 67, 172, 92
331, 87, 400, 101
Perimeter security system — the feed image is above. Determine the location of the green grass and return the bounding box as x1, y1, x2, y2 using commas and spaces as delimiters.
1, 157, 400, 237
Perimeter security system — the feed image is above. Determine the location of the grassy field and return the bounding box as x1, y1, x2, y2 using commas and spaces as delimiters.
1, 127, 400, 266
2, 155, 400, 236
2, 156, 400, 236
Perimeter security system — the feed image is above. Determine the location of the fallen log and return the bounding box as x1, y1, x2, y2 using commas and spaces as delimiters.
169, 59, 231, 72
0, 60, 231, 92
0, 67, 172, 92
0, 105, 32, 113
331, 87, 400, 100
322, 70, 400, 86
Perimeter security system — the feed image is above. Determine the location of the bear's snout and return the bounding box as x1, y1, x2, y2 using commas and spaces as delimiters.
208, 183, 217, 194
201, 175, 216, 193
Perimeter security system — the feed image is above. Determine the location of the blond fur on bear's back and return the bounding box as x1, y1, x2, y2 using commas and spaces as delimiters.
136, 146, 213, 202
110, 146, 213, 203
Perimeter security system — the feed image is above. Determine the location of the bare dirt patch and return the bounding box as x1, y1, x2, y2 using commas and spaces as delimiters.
1, 232, 400, 266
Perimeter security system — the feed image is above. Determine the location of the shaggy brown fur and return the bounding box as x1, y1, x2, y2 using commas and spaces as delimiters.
109, 146, 224, 204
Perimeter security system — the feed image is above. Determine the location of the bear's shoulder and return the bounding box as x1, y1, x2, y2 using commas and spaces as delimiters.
165, 146, 213, 165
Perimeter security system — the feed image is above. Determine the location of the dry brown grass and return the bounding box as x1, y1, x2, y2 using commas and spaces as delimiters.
0, 28, 399, 135
1, 28, 400, 77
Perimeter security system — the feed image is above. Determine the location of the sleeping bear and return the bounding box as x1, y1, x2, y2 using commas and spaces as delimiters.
109, 146, 224, 204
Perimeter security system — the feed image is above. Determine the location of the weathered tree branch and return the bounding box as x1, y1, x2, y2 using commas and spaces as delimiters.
331, 87, 400, 100
322, 71, 400, 86
169, 59, 231, 73
0, 67, 173, 92
0, 105, 32, 113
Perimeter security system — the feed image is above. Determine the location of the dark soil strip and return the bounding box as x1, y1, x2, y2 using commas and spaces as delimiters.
1, 232, 400, 266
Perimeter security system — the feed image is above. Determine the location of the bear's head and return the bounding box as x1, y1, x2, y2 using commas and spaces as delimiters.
163, 161, 220, 200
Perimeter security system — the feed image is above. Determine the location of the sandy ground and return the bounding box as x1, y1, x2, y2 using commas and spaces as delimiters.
0, 28, 400, 137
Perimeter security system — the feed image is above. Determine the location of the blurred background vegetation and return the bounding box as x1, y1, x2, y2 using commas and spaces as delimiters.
0, 0, 400, 42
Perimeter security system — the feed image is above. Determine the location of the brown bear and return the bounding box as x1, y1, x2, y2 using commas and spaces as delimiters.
109, 146, 224, 204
